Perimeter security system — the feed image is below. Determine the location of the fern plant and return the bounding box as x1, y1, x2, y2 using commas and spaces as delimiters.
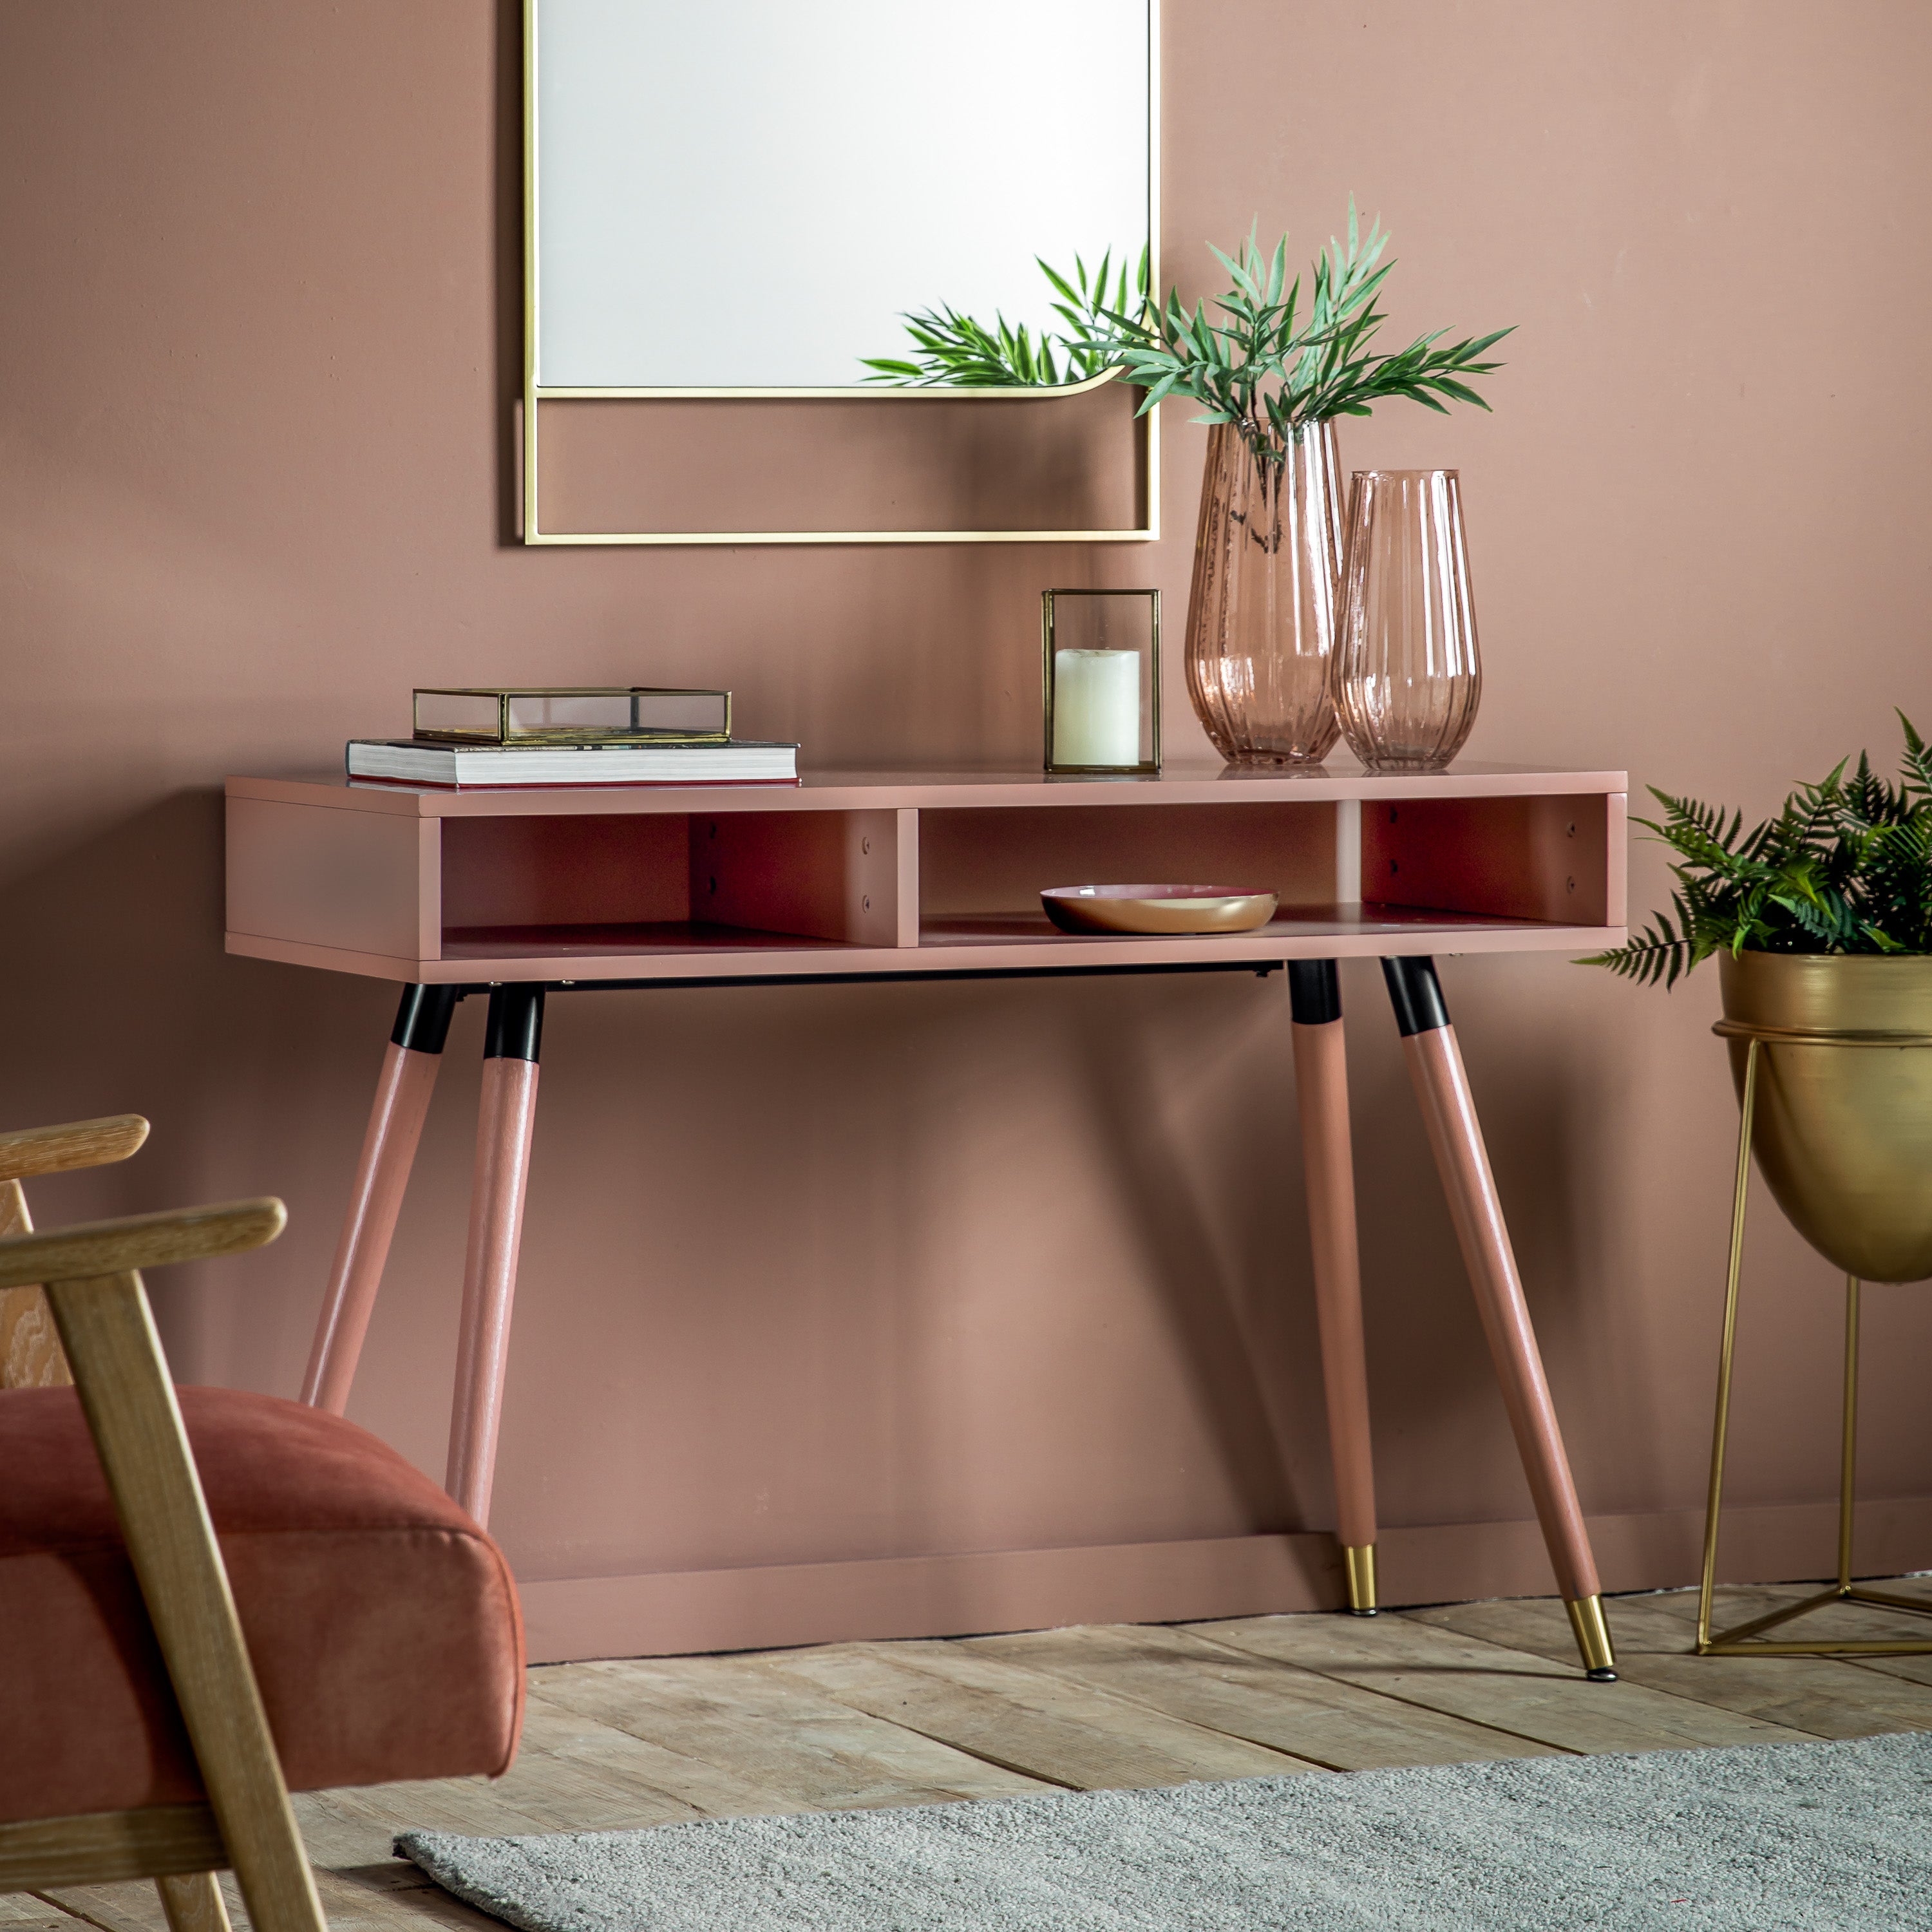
1583, 714, 1932, 989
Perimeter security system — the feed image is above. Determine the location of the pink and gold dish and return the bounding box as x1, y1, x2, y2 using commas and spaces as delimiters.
1040, 884, 1278, 936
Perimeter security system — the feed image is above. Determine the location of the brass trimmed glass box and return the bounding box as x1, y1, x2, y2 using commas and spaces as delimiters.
412, 687, 732, 746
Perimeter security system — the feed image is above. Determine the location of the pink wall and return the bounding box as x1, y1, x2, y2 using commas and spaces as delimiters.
5, 1, 1931, 1651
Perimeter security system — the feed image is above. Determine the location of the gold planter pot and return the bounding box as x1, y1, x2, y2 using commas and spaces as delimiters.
1718, 951, 1932, 1283
1698, 949, 1932, 1657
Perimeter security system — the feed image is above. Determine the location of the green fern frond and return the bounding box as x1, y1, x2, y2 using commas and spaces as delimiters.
1592, 715, 1932, 988
1578, 908, 1703, 989
1899, 710, 1932, 802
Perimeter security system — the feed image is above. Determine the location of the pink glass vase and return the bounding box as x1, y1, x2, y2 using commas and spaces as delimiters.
1332, 468, 1482, 772
1182, 421, 1345, 766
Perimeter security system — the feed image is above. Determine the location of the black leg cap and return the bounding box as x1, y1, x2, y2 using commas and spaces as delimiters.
1346, 1605, 1379, 1618
1586, 1667, 1619, 1682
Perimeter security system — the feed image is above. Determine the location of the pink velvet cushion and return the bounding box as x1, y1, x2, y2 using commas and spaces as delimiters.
0, 1386, 524, 1824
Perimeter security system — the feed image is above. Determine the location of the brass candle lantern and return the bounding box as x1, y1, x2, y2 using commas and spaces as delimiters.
1041, 589, 1161, 775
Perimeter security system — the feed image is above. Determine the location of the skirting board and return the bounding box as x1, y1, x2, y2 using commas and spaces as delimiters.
518, 1493, 1932, 1663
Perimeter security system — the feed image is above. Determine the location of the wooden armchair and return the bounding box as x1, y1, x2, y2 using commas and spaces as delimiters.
0, 1113, 151, 1386
0, 1125, 526, 1932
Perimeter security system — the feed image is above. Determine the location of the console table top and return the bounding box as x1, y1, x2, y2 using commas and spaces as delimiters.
227, 761, 1628, 819
225, 760, 1629, 983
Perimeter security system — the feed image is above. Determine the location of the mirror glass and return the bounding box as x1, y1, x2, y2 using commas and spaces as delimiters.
533, 0, 1154, 390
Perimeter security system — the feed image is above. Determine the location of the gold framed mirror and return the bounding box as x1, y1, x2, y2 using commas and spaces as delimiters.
522, 0, 1159, 545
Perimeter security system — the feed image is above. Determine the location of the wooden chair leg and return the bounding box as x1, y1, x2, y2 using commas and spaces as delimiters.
303, 986, 459, 1413
158, 1871, 234, 1932
1383, 957, 1618, 1680
46, 1268, 328, 1932
1287, 962, 1379, 1614
446, 987, 544, 1526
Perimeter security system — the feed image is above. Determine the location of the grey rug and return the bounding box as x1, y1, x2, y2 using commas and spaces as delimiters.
397, 1730, 1932, 1931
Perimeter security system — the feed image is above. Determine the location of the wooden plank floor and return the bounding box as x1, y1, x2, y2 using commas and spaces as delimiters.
21, 1578, 1932, 1932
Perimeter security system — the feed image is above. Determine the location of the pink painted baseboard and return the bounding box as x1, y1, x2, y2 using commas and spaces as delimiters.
520, 1532, 1338, 1665
516, 1497, 1932, 1663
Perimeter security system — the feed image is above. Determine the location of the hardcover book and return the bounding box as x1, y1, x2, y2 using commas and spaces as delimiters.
346, 737, 798, 788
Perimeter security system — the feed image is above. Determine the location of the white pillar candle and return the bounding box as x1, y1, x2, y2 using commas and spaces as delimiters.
1052, 649, 1142, 768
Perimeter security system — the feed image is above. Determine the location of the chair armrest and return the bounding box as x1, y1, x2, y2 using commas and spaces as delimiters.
0, 1115, 149, 1184
0, 1199, 285, 1291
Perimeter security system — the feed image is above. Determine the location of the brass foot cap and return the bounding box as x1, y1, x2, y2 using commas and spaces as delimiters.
1564, 1593, 1618, 1676
1342, 1543, 1378, 1616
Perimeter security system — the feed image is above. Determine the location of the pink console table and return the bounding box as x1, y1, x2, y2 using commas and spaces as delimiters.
225, 762, 1627, 1676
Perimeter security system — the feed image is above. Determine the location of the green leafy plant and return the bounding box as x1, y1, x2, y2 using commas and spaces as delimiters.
861, 249, 1148, 388
1086, 205, 1510, 467
861, 205, 1511, 470
1584, 714, 1932, 989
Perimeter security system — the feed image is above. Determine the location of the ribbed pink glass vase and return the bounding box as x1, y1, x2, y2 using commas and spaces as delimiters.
1182, 421, 1345, 766
1332, 468, 1482, 772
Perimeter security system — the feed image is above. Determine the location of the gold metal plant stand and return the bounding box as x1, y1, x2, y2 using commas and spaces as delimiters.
1696, 1028, 1932, 1656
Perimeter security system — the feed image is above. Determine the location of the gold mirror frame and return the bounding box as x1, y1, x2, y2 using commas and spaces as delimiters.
520, 0, 1160, 547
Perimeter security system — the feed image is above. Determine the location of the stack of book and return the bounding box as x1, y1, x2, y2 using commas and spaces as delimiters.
346, 686, 799, 788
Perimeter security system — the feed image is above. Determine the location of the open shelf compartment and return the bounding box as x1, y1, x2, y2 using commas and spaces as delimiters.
439, 808, 915, 960
917, 798, 1341, 945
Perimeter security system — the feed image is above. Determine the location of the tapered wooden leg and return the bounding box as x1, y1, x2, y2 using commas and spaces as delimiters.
1383, 956, 1617, 1680
301, 986, 459, 1413
158, 1873, 233, 1932
446, 985, 544, 1526
1287, 961, 1378, 1614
